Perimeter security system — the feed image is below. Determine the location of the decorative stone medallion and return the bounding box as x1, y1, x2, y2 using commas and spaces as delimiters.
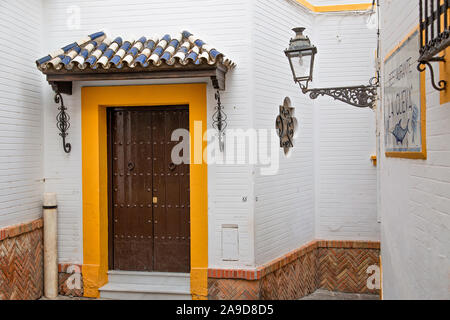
276, 97, 298, 155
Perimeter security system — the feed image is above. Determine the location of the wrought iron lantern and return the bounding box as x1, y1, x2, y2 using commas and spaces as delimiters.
285, 27, 378, 109
285, 27, 317, 88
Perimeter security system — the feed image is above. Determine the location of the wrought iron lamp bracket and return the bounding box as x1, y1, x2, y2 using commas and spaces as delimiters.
54, 92, 72, 153
212, 90, 228, 152
298, 77, 379, 109
417, 0, 450, 92
417, 58, 447, 92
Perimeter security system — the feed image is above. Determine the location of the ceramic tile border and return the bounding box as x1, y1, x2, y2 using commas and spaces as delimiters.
0, 218, 43, 241
208, 240, 380, 280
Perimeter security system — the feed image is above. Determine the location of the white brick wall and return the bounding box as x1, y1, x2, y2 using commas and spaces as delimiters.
253, 0, 315, 265
379, 0, 450, 299
314, 13, 379, 241
253, 1, 380, 266
42, 0, 255, 266
0, 0, 382, 267
0, 0, 44, 229
5, 1, 446, 299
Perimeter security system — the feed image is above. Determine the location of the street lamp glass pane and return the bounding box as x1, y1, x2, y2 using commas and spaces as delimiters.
289, 51, 311, 80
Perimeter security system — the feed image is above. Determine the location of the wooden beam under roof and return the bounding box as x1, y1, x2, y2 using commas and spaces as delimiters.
46, 64, 228, 94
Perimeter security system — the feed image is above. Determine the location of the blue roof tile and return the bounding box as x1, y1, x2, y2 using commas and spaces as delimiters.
36, 30, 235, 72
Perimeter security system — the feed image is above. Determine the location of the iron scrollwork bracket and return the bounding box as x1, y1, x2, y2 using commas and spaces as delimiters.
212, 90, 228, 152
417, 0, 450, 92
54, 92, 72, 153
417, 58, 447, 92
300, 77, 379, 109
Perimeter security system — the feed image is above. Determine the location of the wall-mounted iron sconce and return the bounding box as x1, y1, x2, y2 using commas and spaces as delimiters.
285, 27, 379, 109
54, 92, 71, 153
212, 90, 227, 152
418, 0, 449, 92
276, 97, 298, 155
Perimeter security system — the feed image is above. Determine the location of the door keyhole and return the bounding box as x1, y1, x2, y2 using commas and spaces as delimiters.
128, 162, 135, 171
168, 162, 176, 171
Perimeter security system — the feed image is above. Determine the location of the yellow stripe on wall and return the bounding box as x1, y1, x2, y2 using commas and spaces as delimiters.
295, 0, 373, 12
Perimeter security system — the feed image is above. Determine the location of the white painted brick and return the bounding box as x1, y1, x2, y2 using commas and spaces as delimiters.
253, 0, 315, 265
314, 12, 379, 242
0, 0, 383, 270
253, 1, 379, 266
379, 0, 450, 299
0, 0, 44, 229
41, 0, 254, 266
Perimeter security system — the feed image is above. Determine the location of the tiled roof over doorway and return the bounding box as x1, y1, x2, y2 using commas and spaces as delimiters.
36, 30, 235, 73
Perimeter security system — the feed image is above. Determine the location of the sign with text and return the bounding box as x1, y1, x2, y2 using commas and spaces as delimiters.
384, 31, 426, 159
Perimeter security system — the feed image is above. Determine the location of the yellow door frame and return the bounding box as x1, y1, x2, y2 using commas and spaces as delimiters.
81, 83, 208, 299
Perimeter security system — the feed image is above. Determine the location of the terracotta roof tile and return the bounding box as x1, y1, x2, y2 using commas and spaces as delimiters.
36, 30, 235, 73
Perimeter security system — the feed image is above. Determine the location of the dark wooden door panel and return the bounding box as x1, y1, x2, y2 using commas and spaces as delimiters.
109, 106, 190, 273
152, 109, 190, 272
111, 110, 154, 271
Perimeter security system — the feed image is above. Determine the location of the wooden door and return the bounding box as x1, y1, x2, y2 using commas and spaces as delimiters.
109, 106, 190, 273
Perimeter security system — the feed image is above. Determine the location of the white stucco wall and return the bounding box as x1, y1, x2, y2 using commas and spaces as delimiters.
379, 0, 450, 299
0, 0, 44, 229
